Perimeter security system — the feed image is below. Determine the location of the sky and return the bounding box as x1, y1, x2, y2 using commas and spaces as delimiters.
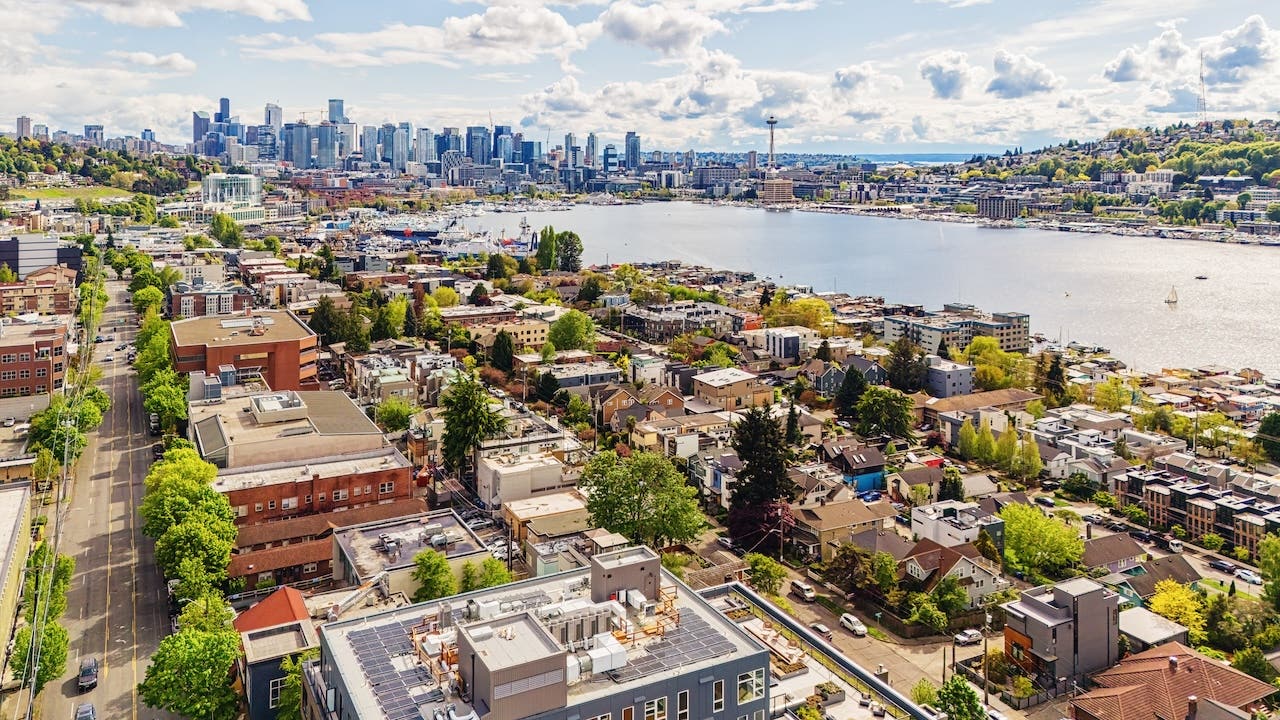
3, 0, 1280, 154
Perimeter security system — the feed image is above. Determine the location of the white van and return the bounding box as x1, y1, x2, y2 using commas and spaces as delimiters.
790, 580, 816, 602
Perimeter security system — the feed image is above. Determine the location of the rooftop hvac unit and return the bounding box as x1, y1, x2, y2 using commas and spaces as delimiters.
627, 589, 646, 609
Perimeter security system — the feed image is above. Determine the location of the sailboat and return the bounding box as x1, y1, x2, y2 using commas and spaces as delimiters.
1164, 286, 1179, 304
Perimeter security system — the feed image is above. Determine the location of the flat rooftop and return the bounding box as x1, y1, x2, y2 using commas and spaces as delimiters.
0, 318, 68, 344
503, 491, 586, 521
693, 367, 756, 387
212, 446, 409, 493
335, 511, 486, 580
0, 486, 28, 604
190, 390, 380, 453
171, 309, 315, 348
243, 620, 318, 664
318, 548, 765, 720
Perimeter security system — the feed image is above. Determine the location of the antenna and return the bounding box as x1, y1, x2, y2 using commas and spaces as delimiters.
1197, 51, 1208, 125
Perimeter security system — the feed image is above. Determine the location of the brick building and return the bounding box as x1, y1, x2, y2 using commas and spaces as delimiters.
212, 447, 414, 525
0, 318, 67, 398
170, 309, 318, 391
168, 282, 255, 318
0, 265, 76, 315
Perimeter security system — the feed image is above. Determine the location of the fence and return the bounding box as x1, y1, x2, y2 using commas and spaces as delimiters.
954, 656, 1061, 709
814, 579, 1006, 640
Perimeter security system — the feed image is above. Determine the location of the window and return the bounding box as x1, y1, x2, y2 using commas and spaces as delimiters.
0, 371, 15, 381
737, 669, 765, 704
268, 500, 276, 510
645, 697, 667, 720
282, 497, 297, 510
303, 562, 318, 573
35, 367, 46, 377
365, 485, 373, 495
254, 503, 263, 512
18, 370, 29, 379
753, 712, 763, 720
258, 572, 273, 584
379, 481, 395, 495
713, 680, 725, 712
18, 353, 29, 363
678, 691, 689, 720
53, 362, 62, 373
236, 505, 247, 517
304, 494, 312, 505
318, 493, 326, 502
332, 490, 347, 501
268, 677, 286, 708
0, 355, 14, 364
34, 385, 44, 394
588, 714, 611, 720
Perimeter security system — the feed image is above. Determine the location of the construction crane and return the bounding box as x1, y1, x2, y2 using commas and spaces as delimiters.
295, 109, 328, 123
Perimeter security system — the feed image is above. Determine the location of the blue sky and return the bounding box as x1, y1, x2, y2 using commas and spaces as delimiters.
4, 0, 1279, 153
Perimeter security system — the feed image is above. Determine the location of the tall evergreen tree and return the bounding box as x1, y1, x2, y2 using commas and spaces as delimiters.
815, 340, 832, 362
728, 408, 796, 552
885, 338, 927, 393
491, 330, 514, 373
785, 406, 803, 446
834, 367, 867, 418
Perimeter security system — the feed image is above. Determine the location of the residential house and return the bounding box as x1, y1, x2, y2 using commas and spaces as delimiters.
848, 528, 914, 561
1082, 533, 1147, 574
1100, 555, 1201, 608
921, 388, 1042, 426
690, 451, 743, 510
691, 367, 772, 411
789, 498, 897, 562
845, 356, 887, 386
925, 355, 974, 398
898, 539, 1007, 609
1072, 642, 1274, 720
813, 363, 846, 396
235, 587, 320, 720
818, 441, 887, 491
1117, 607, 1188, 653
910, 500, 1005, 555
1003, 578, 1120, 688
889, 464, 945, 504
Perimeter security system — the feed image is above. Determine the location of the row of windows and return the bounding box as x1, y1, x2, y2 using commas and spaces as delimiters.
0, 386, 42, 397
593, 683, 742, 720
0, 369, 42, 380
242, 483, 398, 514
0, 353, 31, 363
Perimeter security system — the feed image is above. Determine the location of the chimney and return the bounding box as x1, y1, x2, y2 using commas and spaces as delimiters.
1187, 695, 1197, 719
1169, 656, 1179, 671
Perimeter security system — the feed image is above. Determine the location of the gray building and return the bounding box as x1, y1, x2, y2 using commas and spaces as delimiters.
240, 620, 319, 720
304, 546, 771, 720
925, 355, 974, 398
1002, 578, 1118, 689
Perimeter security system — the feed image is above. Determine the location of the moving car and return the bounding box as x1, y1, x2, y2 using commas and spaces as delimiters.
74, 705, 96, 720
2, 417, 14, 427
102, 354, 114, 362
77, 656, 99, 692
148, 413, 161, 436
839, 613, 867, 636
809, 622, 832, 640
954, 629, 983, 646
1235, 568, 1263, 585
790, 579, 817, 602
1208, 559, 1236, 574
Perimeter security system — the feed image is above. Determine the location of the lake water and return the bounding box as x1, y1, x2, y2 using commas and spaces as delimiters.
466, 203, 1280, 376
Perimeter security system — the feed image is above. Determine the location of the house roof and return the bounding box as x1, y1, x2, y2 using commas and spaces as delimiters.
1112, 555, 1202, 599
845, 356, 884, 374
895, 464, 945, 487
922, 388, 1042, 414
228, 539, 332, 579
235, 499, 428, 549
898, 537, 997, 591
233, 586, 311, 633
793, 499, 897, 532
1082, 533, 1146, 570
976, 491, 1029, 516
1118, 607, 1188, 647
1075, 642, 1275, 720
848, 529, 915, 561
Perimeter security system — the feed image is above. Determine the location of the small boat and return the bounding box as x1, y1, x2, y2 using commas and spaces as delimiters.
1195, 275, 1208, 280
1165, 286, 1178, 304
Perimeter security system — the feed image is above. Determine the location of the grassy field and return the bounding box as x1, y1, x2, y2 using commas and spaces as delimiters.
1202, 577, 1258, 599
10, 185, 134, 200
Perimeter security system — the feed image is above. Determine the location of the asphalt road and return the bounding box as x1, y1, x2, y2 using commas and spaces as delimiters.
43, 281, 173, 720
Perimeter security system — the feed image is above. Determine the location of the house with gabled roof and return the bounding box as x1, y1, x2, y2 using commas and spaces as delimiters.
897, 538, 1007, 609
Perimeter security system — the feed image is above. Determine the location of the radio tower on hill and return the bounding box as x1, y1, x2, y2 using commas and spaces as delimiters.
766, 115, 778, 169
1197, 51, 1209, 125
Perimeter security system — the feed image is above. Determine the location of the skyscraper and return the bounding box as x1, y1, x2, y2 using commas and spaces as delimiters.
362, 126, 379, 161
141, 128, 155, 142
15, 117, 31, 140
32, 124, 47, 140
327, 99, 345, 124
414, 128, 435, 164
314, 122, 338, 169
624, 131, 641, 170
437, 127, 462, 157
564, 133, 577, 157
378, 124, 397, 163
585, 133, 597, 167
494, 134, 513, 165
192, 111, 210, 144
282, 122, 311, 167
492, 125, 511, 158
84, 125, 104, 146
264, 103, 283, 131
337, 123, 358, 157
603, 144, 619, 173
520, 141, 542, 166
256, 125, 278, 160
466, 126, 491, 165
392, 127, 409, 173
216, 97, 231, 124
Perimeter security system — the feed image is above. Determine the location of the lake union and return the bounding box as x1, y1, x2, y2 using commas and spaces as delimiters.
467, 202, 1280, 375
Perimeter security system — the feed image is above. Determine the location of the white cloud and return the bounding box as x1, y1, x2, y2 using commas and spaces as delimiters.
106, 50, 197, 73
73, 0, 311, 27
914, 0, 991, 6
1102, 26, 1188, 82
1202, 14, 1279, 84
918, 51, 977, 99
985, 49, 1061, 98
598, 1, 724, 56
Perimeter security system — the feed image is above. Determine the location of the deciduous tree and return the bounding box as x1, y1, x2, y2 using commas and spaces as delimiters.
276, 648, 320, 720
1148, 579, 1205, 644
743, 553, 787, 595
548, 309, 596, 351
578, 451, 704, 548
375, 396, 416, 432
138, 629, 242, 720
411, 550, 457, 602
999, 503, 1082, 578
935, 676, 984, 720
855, 386, 915, 439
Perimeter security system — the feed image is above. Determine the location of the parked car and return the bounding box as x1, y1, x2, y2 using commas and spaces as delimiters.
1208, 559, 1236, 574
152, 443, 165, 461
1083, 514, 1107, 524
74, 705, 96, 720
1034, 496, 1056, 508
717, 537, 736, 551
809, 622, 832, 640
1128, 529, 1154, 543
77, 656, 99, 692
1235, 568, 1263, 585
790, 580, 817, 602
954, 629, 983, 646
102, 354, 114, 362
839, 613, 867, 636
467, 519, 494, 531
1107, 522, 1128, 532
148, 413, 161, 436
2, 417, 14, 427
986, 708, 1008, 720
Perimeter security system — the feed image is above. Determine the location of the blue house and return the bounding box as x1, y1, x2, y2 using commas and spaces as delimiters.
845, 356, 888, 386
819, 441, 886, 492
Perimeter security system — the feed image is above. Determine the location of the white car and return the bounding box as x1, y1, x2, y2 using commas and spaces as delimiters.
954, 629, 983, 645
102, 354, 114, 362
839, 613, 867, 636
1235, 568, 1263, 585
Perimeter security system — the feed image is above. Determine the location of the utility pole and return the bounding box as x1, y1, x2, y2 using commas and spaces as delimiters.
982, 612, 992, 706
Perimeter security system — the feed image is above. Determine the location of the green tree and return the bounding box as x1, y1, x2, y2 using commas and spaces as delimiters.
999, 503, 1083, 577
974, 528, 1001, 566
535, 225, 558, 271
1018, 434, 1044, 479
31, 447, 59, 486
276, 648, 320, 720
375, 396, 416, 432
476, 557, 513, 589
411, 549, 457, 602
728, 408, 795, 550
1092, 377, 1131, 412
743, 553, 787, 595
1025, 399, 1046, 419
441, 373, 507, 476
177, 594, 235, 633
855, 386, 915, 439
208, 212, 243, 248
540, 340, 558, 363
1199, 532, 1225, 551
154, 511, 235, 580
931, 574, 970, 616
909, 595, 948, 632
1149, 579, 1205, 644
1231, 646, 1277, 682
491, 330, 515, 373
939, 466, 965, 501
10, 621, 68, 694
1257, 532, 1280, 610
885, 338, 927, 393
974, 418, 996, 466
132, 285, 164, 315
833, 366, 867, 419
548, 309, 596, 351
555, 230, 583, 272
910, 678, 938, 708
1258, 413, 1280, 462
994, 428, 1018, 472
138, 629, 242, 720
0, 263, 17, 283
935, 676, 984, 720
459, 561, 480, 592
433, 286, 460, 308
140, 474, 231, 540
956, 419, 977, 460
536, 371, 561, 403
578, 451, 704, 547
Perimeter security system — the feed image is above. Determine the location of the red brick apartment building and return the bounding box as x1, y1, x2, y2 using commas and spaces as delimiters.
0, 319, 66, 398
170, 309, 317, 390
0, 265, 76, 315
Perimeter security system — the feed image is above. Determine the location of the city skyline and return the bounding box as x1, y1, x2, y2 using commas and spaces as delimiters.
3, 1, 1279, 153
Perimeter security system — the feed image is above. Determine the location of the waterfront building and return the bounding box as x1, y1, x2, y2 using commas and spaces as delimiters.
881, 304, 1030, 353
